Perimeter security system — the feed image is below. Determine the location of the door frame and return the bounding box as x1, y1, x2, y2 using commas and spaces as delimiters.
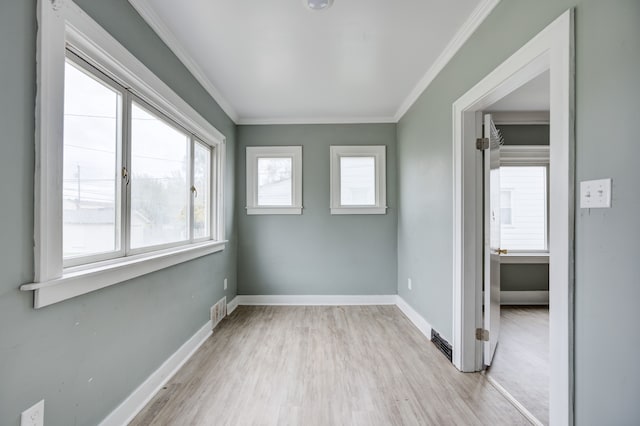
451, 10, 574, 426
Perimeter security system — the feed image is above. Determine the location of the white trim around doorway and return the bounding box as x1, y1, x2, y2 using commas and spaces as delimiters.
452, 9, 574, 426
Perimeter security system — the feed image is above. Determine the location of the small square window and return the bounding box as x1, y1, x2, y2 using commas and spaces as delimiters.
246, 146, 302, 215
257, 157, 293, 206
330, 146, 386, 215
340, 156, 376, 206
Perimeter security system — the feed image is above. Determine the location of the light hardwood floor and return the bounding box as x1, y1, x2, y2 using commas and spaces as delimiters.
487, 306, 549, 425
131, 306, 530, 425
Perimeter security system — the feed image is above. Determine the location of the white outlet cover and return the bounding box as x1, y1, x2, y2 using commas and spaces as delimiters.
224, 278, 228, 290
408, 278, 412, 290
580, 178, 612, 208
21, 399, 44, 426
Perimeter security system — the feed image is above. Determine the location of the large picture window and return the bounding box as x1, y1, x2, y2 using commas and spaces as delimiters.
25, 0, 226, 308
62, 54, 216, 265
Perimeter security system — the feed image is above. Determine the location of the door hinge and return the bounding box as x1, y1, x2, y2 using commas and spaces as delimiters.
476, 138, 489, 150
476, 328, 490, 341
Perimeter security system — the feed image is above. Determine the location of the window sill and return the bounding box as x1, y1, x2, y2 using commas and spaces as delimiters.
330, 207, 387, 215
21, 240, 227, 308
500, 253, 549, 264
246, 207, 302, 215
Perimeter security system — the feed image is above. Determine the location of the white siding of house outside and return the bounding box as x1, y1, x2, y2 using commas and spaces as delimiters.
500, 166, 547, 251
257, 157, 293, 206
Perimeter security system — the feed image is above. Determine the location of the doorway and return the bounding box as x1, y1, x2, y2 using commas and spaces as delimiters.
483, 98, 552, 424
451, 10, 574, 426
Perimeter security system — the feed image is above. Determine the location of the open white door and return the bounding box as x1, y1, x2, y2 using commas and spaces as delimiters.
483, 113, 502, 366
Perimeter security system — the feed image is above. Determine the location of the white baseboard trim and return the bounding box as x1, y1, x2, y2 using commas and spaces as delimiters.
501, 290, 549, 305
227, 295, 239, 314
99, 320, 212, 426
395, 295, 433, 341
235, 294, 397, 306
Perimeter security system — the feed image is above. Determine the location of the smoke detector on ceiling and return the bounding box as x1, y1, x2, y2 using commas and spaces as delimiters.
305, 0, 334, 11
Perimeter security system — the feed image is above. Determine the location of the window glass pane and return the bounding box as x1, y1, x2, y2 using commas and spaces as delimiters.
500, 190, 512, 225
63, 60, 121, 259
194, 142, 211, 239
257, 157, 292, 206
130, 102, 189, 249
340, 156, 375, 206
500, 166, 547, 250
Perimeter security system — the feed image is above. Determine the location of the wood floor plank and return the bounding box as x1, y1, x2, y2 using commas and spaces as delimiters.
487, 306, 549, 425
130, 306, 530, 425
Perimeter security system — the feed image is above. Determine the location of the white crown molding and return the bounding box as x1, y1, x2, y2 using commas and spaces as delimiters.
237, 116, 397, 125
130, 0, 499, 125
127, 0, 239, 123
99, 320, 212, 426
394, 0, 501, 121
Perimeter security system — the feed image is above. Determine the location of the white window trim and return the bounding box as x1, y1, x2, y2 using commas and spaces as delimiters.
330, 145, 387, 215
500, 145, 550, 256
500, 252, 550, 264
245, 146, 303, 215
500, 145, 549, 166
22, 0, 226, 308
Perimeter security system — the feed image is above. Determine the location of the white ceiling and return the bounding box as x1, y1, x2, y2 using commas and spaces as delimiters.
129, 0, 498, 124
487, 71, 550, 112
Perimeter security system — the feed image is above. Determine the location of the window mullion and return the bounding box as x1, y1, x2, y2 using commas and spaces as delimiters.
115, 89, 124, 258
210, 147, 216, 241
189, 136, 195, 243
123, 92, 133, 256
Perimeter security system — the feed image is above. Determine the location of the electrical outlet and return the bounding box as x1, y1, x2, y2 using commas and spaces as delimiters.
21, 400, 44, 426
408, 278, 412, 290
223, 278, 228, 290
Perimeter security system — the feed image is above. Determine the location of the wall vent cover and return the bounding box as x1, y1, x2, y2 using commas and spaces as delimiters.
431, 329, 453, 362
210, 296, 227, 330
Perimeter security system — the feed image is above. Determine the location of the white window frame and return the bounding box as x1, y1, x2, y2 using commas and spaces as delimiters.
330, 145, 387, 215
499, 145, 550, 263
21, 0, 226, 308
245, 146, 303, 215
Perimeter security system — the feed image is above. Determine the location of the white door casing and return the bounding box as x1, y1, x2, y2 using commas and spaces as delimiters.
452, 9, 574, 426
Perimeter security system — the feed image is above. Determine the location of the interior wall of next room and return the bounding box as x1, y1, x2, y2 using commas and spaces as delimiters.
237, 123, 397, 296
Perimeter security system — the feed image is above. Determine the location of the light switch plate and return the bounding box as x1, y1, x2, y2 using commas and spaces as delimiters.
580, 179, 612, 208
21, 400, 44, 426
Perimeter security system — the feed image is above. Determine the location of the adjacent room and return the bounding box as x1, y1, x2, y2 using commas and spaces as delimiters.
1, 0, 639, 425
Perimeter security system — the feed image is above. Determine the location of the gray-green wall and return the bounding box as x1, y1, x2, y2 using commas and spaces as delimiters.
0, 1, 237, 425
237, 124, 397, 296
501, 264, 549, 292
397, 0, 640, 423
498, 124, 550, 146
